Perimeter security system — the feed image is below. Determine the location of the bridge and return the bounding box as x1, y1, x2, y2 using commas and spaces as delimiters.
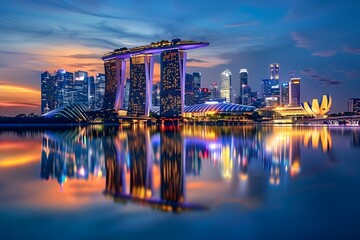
297, 115, 360, 125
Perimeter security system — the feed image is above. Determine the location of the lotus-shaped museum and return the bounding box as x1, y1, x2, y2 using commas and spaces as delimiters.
301, 94, 332, 118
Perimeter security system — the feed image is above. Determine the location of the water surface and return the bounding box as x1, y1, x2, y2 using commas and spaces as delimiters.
1, 126, 360, 239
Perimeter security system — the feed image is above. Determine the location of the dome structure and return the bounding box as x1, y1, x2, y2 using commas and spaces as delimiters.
301, 95, 332, 118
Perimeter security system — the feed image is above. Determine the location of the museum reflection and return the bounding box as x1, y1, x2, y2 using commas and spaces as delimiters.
40, 125, 337, 210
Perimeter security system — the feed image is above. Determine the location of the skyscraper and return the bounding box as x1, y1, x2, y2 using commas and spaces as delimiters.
289, 77, 301, 106
103, 59, 126, 110
185, 73, 194, 106
220, 69, 232, 103
192, 72, 201, 90
152, 83, 160, 107
54, 69, 73, 109
128, 54, 154, 117
41, 71, 54, 114
261, 79, 274, 99
95, 73, 106, 110
160, 49, 186, 118
270, 63, 280, 82
74, 70, 89, 108
89, 76, 96, 109
348, 98, 360, 113
280, 82, 290, 106
123, 78, 130, 109
239, 69, 248, 104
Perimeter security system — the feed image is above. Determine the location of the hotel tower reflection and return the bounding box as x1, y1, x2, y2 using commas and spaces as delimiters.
40, 126, 335, 211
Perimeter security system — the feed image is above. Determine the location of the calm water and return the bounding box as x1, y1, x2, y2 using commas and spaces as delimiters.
1, 126, 360, 239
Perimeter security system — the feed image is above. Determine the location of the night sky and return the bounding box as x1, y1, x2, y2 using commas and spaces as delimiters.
0, 0, 359, 115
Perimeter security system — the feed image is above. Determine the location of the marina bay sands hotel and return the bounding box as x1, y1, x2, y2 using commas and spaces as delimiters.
102, 38, 209, 118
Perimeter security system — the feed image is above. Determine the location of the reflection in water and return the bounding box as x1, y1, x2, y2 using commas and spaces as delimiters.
40, 126, 337, 211
40, 126, 107, 187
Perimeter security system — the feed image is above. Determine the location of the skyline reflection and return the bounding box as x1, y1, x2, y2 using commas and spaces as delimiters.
37, 125, 343, 212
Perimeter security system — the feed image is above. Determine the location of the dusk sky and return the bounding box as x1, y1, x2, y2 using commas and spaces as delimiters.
0, 0, 359, 115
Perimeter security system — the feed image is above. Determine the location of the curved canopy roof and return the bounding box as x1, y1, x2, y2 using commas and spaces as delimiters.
184, 103, 255, 113
43, 103, 92, 122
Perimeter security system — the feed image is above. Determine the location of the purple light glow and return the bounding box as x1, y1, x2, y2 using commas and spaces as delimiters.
102, 42, 209, 61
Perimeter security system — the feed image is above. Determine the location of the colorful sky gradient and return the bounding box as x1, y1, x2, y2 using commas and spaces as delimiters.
0, 0, 359, 115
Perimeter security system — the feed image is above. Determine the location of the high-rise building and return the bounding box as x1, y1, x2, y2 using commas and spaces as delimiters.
101, 39, 208, 116
270, 85, 280, 106
160, 49, 186, 118
152, 83, 160, 107
54, 69, 73, 109
95, 73, 106, 110
270, 63, 280, 82
185, 73, 194, 106
348, 98, 360, 113
123, 78, 131, 109
220, 69, 232, 103
127, 54, 154, 117
280, 82, 289, 106
192, 72, 201, 90
41, 71, 54, 114
210, 83, 219, 99
239, 69, 248, 104
74, 70, 89, 108
103, 59, 126, 110
261, 79, 274, 99
194, 88, 211, 104
89, 76, 96, 109
41, 69, 97, 113
289, 77, 301, 106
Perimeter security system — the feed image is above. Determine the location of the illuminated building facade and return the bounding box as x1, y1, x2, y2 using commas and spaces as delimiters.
160, 49, 186, 118
95, 73, 106, 109
270, 63, 280, 82
123, 78, 130, 109
239, 69, 248, 104
348, 98, 360, 113
41, 71, 55, 113
185, 73, 194, 106
103, 59, 126, 110
280, 82, 289, 106
54, 69, 74, 108
102, 39, 209, 117
261, 79, 274, 99
128, 55, 154, 117
193, 72, 201, 90
73, 71, 89, 108
152, 83, 160, 106
289, 77, 301, 106
220, 69, 232, 103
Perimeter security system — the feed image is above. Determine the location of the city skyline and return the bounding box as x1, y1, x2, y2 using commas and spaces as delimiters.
1, 0, 360, 115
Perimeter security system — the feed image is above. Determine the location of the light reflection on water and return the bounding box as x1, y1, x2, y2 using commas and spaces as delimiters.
1, 126, 360, 238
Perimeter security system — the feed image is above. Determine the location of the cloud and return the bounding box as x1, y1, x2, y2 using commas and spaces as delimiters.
343, 46, 360, 55
312, 50, 337, 57
301, 68, 342, 86
65, 54, 102, 59
291, 32, 311, 49
224, 21, 260, 28
345, 70, 360, 79
0, 101, 40, 107
187, 59, 207, 63
68, 63, 102, 68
